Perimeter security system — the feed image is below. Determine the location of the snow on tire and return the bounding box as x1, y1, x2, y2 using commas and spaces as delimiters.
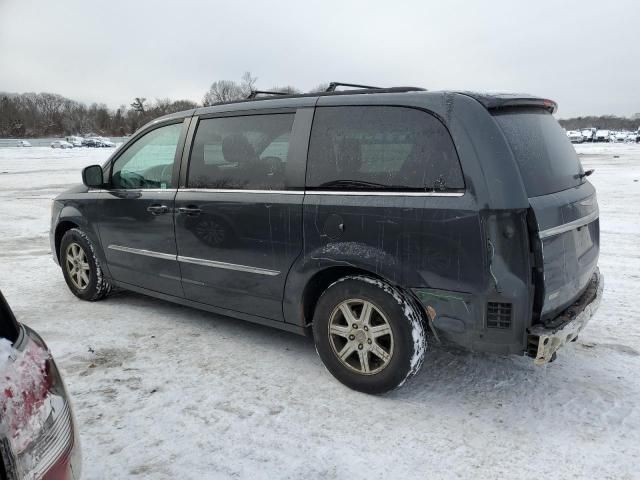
312, 275, 427, 394
60, 228, 111, 301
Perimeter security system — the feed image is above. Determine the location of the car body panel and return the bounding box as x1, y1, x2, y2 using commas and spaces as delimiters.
97, 189, 183, 296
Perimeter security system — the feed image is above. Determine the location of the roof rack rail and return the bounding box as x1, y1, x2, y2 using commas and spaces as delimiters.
326, 82, 382, 92
247, 90, 290, 100
201, 85, 427, 109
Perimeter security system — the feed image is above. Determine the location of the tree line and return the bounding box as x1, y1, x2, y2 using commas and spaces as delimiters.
558, 116, 640, 132
0, 92, 198, 138
0, 72, 327, 138
3, 71, 636, 137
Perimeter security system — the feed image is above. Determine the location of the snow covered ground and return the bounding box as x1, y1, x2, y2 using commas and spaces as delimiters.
0, 143, 639, 479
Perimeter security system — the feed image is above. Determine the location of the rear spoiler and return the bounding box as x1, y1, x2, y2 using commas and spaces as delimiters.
458, 92, 558, 114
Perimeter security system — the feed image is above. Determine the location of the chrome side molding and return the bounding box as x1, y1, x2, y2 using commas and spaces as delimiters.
304, 190, 464, 197
107, 244, 280, 276
538, 208, 599, 239
177, 255, 280, 276
177, 188, 464, 197
107, 244, 177, 261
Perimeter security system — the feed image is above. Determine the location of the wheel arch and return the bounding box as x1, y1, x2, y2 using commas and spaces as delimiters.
301, 267, 381, 328
297, 266, 428, 332
54, 220, 80, 262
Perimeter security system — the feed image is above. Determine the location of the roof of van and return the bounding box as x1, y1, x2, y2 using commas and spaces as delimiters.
144, 89, 557, 127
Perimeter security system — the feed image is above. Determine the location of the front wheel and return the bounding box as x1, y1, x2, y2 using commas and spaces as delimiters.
312, 276, 426, 394
60, 228, 111, 301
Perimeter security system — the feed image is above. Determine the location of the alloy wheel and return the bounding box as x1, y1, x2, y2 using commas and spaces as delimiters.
65, 242, 90, 290
328, 298, 394, 375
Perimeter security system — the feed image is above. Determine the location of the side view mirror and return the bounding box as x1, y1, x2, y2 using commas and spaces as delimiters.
82, 165, 104, 188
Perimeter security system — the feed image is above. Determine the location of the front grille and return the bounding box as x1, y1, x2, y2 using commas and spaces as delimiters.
487, 302, 512, 329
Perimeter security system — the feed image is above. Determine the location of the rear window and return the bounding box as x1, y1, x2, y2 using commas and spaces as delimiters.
494, 109, 584, 197
306, 106, 464, 191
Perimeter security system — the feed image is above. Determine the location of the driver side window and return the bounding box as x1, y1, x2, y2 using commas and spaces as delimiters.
111, 123, 182, 189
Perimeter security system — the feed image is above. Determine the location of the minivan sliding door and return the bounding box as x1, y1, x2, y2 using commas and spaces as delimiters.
174, 109, 311, 321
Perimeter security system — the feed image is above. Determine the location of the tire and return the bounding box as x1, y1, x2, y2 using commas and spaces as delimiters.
312, 275, 426, 394
60, 228, 111, 301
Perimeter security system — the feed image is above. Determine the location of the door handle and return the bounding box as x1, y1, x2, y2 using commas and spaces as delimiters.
147, 204, 169, 215
178, 206, 202, 216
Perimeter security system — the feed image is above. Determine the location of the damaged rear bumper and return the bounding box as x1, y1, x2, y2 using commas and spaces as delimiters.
527, 268, 603, 365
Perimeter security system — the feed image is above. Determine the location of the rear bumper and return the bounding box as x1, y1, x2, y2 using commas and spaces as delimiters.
527, 268, 603, 364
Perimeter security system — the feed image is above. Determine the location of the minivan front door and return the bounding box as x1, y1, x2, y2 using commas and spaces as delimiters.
174, 110, 311, 321
97, 120, 189, 297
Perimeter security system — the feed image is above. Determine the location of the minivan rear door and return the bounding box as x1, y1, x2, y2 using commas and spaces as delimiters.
493, 108, 600, 321
174, 109, 312, 321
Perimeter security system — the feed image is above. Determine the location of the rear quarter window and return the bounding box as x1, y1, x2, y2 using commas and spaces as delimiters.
493, 108, 584, 197
306, 106, 464, 191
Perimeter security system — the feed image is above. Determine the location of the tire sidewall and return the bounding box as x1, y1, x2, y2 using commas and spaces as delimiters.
313, 276, 425, 394
60, 228, 103, 301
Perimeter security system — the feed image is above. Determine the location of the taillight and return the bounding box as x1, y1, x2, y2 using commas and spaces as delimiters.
1, 336, 76, 480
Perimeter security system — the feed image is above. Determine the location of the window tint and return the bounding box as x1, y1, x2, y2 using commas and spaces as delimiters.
306, 106, 464, 191
493, 109, 584, 197
188, 114, 295, 190
111, 123, 182, 189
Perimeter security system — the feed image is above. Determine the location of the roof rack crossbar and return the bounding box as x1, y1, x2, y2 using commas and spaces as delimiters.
247, 90, 290, 100
326, 82, 382, 92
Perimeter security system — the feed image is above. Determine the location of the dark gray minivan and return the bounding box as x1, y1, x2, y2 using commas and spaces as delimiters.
50, 86, 603, 393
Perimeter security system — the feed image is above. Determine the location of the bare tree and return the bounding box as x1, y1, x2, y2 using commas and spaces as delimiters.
202, 72, 259, 106
153, 97, 173, 116
239, 71, 258, 97
202, 80, 243, 106
308, 83, 330, 93
130, 97, 146, 113
269, 85, 301, 95
169, 99, 198, 112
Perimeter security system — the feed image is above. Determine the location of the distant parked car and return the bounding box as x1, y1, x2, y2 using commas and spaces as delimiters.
626, 132, 640, 143
613, 131, 629, 143
81, 138, 98, 147
566, 130, 583, 143
581, 128, 596, 142
95, 137, 115, 148
82, 137, 114, 148
15, 140, 31, 147
0, 290, 81, 479
595, 129, 611, 142
51, 140, 73, 149
66, 136, 83, 148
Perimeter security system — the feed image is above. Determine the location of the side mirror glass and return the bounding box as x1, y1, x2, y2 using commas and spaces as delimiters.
82, 165, 104, 188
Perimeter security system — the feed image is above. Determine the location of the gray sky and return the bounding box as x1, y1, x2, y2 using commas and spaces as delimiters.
1, 0, 639, 118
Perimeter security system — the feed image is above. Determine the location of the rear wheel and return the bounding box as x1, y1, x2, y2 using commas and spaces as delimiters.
312, 275, 426, 394
60, 228, 111, 301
